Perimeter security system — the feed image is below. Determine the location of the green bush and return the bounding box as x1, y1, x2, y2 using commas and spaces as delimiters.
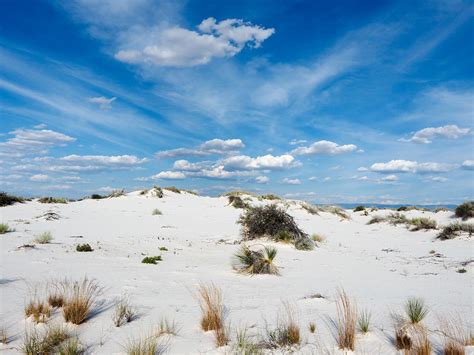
0, 192, 24, 207
141, 256, 162, 264
152, 208, 162, 215
437, 222, 474, 240
38, 197, 68, 204
76, 244, 93, 252
455, 201, 474, 220
0, 223, 13, 234
259, 194, 281, 200
233, 245, 279, 275
90, 194, 105, 199
164, 186, 181, 194
353, 205, 365, 212
159, 247, 168, 251
238, 205, 313, 250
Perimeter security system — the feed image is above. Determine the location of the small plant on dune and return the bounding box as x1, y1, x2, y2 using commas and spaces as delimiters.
309, 322, 316, 333
409, 217, 437, 231
197, 283, 228, 346
387, 212, 409, 225
125, 333, 165, 355
367, 215, 385, 225
335, 288, 357, 351
107, 189, 125, 198
34, 231, 53, 244
38, 197, 68, 204
264, 303, 301, 348
113, 297, 135, 327
455, 201, 474, 220
164, 186, 181, 194
353, 205, 365, 212
234, 327, 263, 354
25, 299, 51, 323
228, 195, 249, 209
405, 297, 429, 324
437, 222, 474, 240
48, 281, 66, 308
152, 186, 164, 198
63, 278, 101, 325
357, 309, 371, 333
76, 243, 93, 252
439, 314, 469, 355
0, 191, 24, 207
1, 328, 9, 344
90, 193, 105, 199
300, 202, 320, 215
142, 256, 162, 264
233, 244, 280, 275
239, 205, 313, 250
411, 328, 432, 355
0, 223, 13, 234
159, 246, 168, 251
22, 325, 69, 354
311, 233, 325, 244
259, 194, 281, 200
157, 317, 179, 336
152, 208, 162, 215
58, 337, 83, 355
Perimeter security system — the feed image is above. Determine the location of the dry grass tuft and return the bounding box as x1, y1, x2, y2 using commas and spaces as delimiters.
233, 244, 279, 275
63, 278, 101, 325
125, 333, 167, 355
34, 231, 53, 244
264, 303, 301, 348
335, 288, 357, 350
25, 299, 51, 323
113, 297, 135, 327
439, 314, 469, 355
197, 283, 228, 347
0, 223, 13, 234
234, 326, 263, 354
311, 233, 325, 244
157, 317, 179, 336
22, 325, 69, 354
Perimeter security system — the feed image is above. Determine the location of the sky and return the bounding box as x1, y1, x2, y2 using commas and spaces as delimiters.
0, 0, 473, 204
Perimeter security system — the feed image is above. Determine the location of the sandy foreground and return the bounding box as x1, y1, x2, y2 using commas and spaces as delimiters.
0, 190, 472, 354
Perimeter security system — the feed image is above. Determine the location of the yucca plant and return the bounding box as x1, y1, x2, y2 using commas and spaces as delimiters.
233, 245, 279, 275
405, 298, 429, 324
357, 309, 371, 333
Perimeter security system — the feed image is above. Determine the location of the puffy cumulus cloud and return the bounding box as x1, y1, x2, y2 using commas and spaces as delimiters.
462, 160, 474, 170
29, 174, 49, 182
222, 154, 296, 170
0, 128, 76, 157
370, 160, 455, 174
172, 160, 211, 171
151, 171, 186, 180
115, 17, 274, 67
400, 124, 470, 144
255, 175, 269, 184
156, 138, 244, 158
291, 140, 357, 156
88, 96, 116, 109
60, 155, 148, 166
381, 174, 398, 181
282, 178, 301, 185
189, 165, 256, 179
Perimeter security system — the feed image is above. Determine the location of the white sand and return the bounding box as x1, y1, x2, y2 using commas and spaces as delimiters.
0, 190, 472, 354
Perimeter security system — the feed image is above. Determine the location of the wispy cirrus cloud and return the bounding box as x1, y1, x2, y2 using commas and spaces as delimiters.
88, 96, 116, 109
370, 160, 456, 174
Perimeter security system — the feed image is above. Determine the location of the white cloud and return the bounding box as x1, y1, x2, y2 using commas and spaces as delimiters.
115, 18, 274, 67
289, 139, 307, 145
323, 177, 331, 181
222, 154, 296, 170
400, 124, 470, 144
370, 160, 455, 174
291, 140, 357, 156
283, 178, 301, 185
308, 176, 317, 181
381, 174, 398, 181
172, 160, 211, 171
462, 160, 474, 170
156, 138, 244, 158
426, 176, 448, 182
88, 96, 117, 109
60, 155, 148, 166
357, 167, 368, 172
255, 175, 269, 184
190, 165, 256, 179
152, 171, 186, 180
30, 174, 49, 182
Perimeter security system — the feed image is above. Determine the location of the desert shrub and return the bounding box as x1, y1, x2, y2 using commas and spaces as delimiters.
63, 278, 100, 325
233, 245, 279, 275
38, 197, 68, 204
435, 207, 450, 213
405, 298, 428, 324
238, 205, 313, 250
76, 243, 93, 252
0, 223, 13, 234
22, 325, 69, 354
159, 246, 168, 251
367, 215, 386, 224
335, 289, 357, 350
264, 303, 300, 348
197, 283, 228, 347
437, 222, 474, 240
322, 206, 350, 220
25, 300, 51, 323
397, 206, 410, 211
300, 202, 320, 215
152, 208, 162, 215
455, 201, 474, 220
113, 297, 135, 327
34, 231, 53, 244
90, 194, 105, 199
311, 233, 325, 244
353, 205, 365, 212
107, 189, 125, 198
157, 317, 179, 336
228, 195, 249, 209
0, 191, 24, 207
387, 212, 409, 225
410, 217, 437, 231
357, 309, 371, 333
309, 322, 316, 333
164, 186, 181, 194
152, 186, 164, 198
259, 194, 281, 200
58, 337, 83, 355
142, 256, 162, 264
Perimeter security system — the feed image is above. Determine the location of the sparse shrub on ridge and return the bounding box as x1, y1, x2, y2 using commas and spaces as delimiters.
353, 205, 365, 212
107, 189, 125, 198
455, 201, 474, 220
228, 195, 249, 209
368, 213, 437, 231
0, 223, 13, 234
90, 194, 105, 199
0, 191, 24, 207
300, 202, 320, 215
152, 186, 164, 198
259, 194, 281, 201
142, 256, 162, 264
409, 217, 437, 231
38, 197, 68, 204
238, 205, 314, 250
164, 186, 181, 194
437, 222, 474, 240
233, 245, 279, 275
76, 243, 93, 252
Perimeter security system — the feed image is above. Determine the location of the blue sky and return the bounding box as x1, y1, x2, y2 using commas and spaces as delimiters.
1, 0, 473, 204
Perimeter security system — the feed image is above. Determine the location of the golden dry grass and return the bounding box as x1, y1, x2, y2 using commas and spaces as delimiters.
197, 283, 228, 347
63, 278, 100, 325
335, 288, 357, 351
24, 299, 51, 323
439, 315, 468, 355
